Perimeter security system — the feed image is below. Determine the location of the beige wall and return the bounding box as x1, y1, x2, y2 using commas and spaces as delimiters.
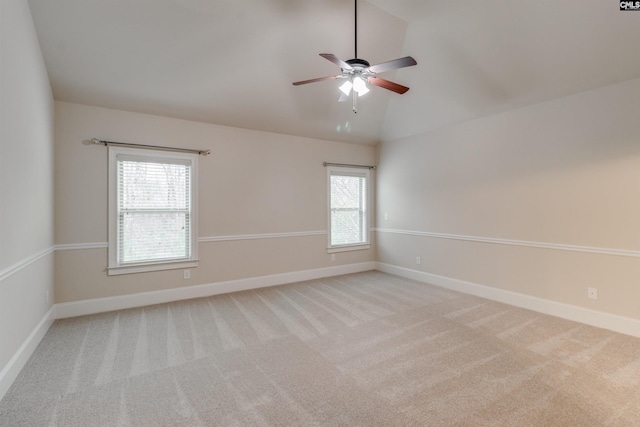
54, 102, 376, 302
0, 0, 54, 379
377, 77, 640, 320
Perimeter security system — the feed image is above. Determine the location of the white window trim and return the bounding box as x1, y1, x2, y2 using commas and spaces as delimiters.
327, 243, 371, 254
327, 166, 371, 252
107, 147, 199, 275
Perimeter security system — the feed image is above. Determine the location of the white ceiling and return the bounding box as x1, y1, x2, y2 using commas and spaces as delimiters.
27, 0, 640, 145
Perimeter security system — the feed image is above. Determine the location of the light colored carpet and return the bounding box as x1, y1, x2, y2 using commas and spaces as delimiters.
1, 271, 640, 426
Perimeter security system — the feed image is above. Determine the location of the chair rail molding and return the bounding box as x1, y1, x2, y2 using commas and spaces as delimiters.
374, 228, 640, 258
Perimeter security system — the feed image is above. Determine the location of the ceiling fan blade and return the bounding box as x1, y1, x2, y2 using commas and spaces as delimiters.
292, 75, 341, 86
320, 53, 353, 70
368, 77, 410, 94
368, 56, 417, 74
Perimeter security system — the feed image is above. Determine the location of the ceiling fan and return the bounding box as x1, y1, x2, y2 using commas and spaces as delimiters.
292, 0, 417, 113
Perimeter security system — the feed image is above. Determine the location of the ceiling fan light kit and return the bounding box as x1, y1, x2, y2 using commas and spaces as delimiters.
292, 0, 417, 113
340, 75, 369, 96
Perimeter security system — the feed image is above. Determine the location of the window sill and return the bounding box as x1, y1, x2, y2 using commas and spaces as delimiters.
327, 244, 370, 254
107, 259, 199, 276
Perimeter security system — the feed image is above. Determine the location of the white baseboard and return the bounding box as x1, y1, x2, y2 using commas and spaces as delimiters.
55, 262, 376, 319
376, 262, 640, 338
0, 306, 55, 401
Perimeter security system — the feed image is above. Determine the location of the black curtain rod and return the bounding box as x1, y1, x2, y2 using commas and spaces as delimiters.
90, 138, 211, 156
323, 161, 376, 170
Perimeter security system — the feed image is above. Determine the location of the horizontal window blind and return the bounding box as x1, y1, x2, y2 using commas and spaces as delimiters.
117, 156, 191, 264
330, 171, 367, 246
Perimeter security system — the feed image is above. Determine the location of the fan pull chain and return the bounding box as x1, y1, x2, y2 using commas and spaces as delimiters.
352, 89, 358, 113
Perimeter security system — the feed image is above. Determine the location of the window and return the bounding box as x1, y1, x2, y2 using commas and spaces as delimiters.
327, 166, 370, 252
108, 147, 198, 275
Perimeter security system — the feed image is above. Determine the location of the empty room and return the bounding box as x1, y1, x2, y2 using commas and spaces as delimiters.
2, 0, 640, 425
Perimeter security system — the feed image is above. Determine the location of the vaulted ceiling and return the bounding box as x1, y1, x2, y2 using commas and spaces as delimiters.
27, 0, 640, 145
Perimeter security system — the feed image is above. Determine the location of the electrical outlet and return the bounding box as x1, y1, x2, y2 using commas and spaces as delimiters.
183, 270, 191, 279
587, 287, 597, 300
384, 212, 389, 221
331, 254, 336, 261
416, 256, 421, 265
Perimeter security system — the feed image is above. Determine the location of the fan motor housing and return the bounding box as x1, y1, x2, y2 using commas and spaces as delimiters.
345, 58, 370, 69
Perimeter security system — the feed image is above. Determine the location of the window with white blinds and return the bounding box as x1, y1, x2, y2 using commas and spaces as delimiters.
108, 147, 198, 275
327, 167, 370, 251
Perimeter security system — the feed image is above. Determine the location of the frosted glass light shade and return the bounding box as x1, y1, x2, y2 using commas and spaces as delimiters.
353, 76, 369, 95
339, 80, 353, 96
